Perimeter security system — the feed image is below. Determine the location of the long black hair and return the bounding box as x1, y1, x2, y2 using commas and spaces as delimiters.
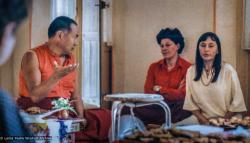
194, 32, 221, 82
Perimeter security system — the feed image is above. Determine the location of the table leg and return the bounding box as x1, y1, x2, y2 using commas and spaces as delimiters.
111, 101, 121, 142
158, 101, 171, 129
116, 103, 125, 140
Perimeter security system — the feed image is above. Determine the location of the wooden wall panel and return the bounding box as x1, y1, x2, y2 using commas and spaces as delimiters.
236, 0, 250, 114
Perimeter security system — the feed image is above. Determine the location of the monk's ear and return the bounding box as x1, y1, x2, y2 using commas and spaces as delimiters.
55, 30, 65, 40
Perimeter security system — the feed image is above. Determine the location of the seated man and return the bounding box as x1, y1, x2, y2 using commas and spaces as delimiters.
17, 16, 111, 141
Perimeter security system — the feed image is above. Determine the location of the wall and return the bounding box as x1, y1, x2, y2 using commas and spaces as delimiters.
236, 0, 250, 113
112, 0, 126, 92
216, 0, 237, 66
112, 0, 214, 93
31, 0, 51, 48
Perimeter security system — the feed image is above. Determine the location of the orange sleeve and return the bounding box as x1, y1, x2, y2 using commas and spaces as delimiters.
144, 64, 157, 94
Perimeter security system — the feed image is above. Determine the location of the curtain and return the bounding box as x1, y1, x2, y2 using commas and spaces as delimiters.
82, 0, 100, 107
51, 0, 76, 20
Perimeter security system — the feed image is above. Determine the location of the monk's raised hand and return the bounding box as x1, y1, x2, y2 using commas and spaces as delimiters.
53, 61, 79, 79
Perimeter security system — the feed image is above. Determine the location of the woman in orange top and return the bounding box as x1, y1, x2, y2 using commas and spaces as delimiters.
130, 28, 192, 124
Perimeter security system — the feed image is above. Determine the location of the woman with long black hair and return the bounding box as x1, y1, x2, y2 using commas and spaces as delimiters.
183, 32, 247, 124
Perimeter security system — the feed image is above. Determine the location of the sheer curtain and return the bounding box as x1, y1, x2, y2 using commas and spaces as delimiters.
82, 0, 100, 107
51, 0, 76, 20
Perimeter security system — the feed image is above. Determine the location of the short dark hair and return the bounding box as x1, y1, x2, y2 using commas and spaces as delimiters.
48, 16, 77, 38
0, 0, 28, 39
156, 28, 185, 54
194, 32, 222, 82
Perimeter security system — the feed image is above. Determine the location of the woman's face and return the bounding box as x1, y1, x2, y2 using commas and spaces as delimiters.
199, 37, 218, 63
160, 38, 179, 60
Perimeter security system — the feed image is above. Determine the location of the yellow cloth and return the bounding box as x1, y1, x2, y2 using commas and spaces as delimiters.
183, 63, 247, 118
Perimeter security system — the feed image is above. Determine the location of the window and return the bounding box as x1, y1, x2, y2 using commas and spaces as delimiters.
51, 0, 76, 20
82, 0, 101, 107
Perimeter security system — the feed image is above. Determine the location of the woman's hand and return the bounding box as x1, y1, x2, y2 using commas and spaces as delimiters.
192, 110, 209, 125
153, 85, 162, 92
224, 111, 236, 119
197, 116, 209, 124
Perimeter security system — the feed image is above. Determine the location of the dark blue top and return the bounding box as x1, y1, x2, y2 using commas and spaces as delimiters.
0, 89, 34, 143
